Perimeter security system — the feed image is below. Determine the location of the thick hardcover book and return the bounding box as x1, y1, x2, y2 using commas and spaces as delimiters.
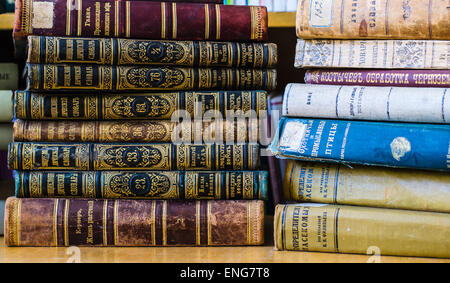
284, 160, 450, 213
282, 84, 450, 124
274, 203, 450, 258
0, 90, 13, 122
0, 63, 19, 90
14, 170, 268, 200
14, 90, 268, 120
14, 0, 267, 42
25, 63, 277, 91
8, 142, 260, 171
5, 197, 264, 246
13, 119, 259, 143
268, 118, 450, 171
27, 36, 278, 68
305, 69, 450, 88
296, 0, 449, 40
295, 39, 449, 69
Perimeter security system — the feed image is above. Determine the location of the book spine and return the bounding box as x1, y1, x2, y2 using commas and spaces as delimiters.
25, 64, 277, 91
27, 36, 278, 68
282, 84, 450, 124
296, 0, 449, 40
8, 142, 260, 171
0, 63, 19, 90
284, 160, 450, 213
14, 0, 267, 42
274, 203, 450, 258
294, 39, 450, 69
268, 117, 450, 171
15, 170, 268, 200
0, 91, 13, 122
13, 119, 260, 143
14, 90, 268, 120
5, 197, 264, 246
305, 69, 450, 88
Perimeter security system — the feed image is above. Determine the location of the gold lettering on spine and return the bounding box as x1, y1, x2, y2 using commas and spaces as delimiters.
161, 3, 166, 39
53, 199, 58, 246
103, 200, 108, 246
64, 199, 69, 246
205, 4, 210, 40
172, 4, 177, 39
196, 201, 200, 245
215, 5, 221, 40
8, 198, 21, 246
125, 2, 130, 38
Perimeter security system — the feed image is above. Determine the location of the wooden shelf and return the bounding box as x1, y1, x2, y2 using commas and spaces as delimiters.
268, 12, 296, 28
1, 237, 448, 263
0, 13, 14, 30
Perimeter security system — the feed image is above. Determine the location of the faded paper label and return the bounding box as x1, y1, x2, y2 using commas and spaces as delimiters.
309, 0, 333, 27
279, 120, 307, 152
32, 2, 54, 29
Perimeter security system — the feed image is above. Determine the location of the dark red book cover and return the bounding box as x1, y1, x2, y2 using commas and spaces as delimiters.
14, 0, 267, 42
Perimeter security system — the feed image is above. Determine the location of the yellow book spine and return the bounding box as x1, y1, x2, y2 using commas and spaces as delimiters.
284, 160, 450, 213
274, 203, 450, 258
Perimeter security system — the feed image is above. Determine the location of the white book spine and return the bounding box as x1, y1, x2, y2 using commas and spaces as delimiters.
282, 84, 450, 124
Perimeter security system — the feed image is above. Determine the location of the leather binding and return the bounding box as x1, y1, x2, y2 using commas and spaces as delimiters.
14, 170, 268, 200
24, 63, 277, 91
8, 142, 260, 171
14, 0, 268, 42
27, 36, 278, 68
5, 197, 264, 246
13, 90, 268, 120
13, 119, 260, 143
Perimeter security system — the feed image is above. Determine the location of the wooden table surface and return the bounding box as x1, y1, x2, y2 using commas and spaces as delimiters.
1, 216, 448, 263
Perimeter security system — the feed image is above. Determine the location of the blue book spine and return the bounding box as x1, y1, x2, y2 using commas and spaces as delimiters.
268, 118, 450, 171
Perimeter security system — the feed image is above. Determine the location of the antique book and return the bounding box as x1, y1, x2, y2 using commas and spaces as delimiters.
14, 170, 268, 200
0, 90, 13, 122
8, 142, 260, 171
305, 69, 450, 88
284, 160, 450, 213
14, 90, 268, 120
274, 203, 450, 258
0, 63, 18, 89
0, 123, 12, 150
296, 0, 449, 40
25, 64, 277, 91
268, 118, 450, 171
0, 200, 4, 236
13, 119, 260, 143
281, 84, 450, 124
27, 36, 278, 68
13, 0, 268, 42
294, 39, 449, 69
5, 197, 264, 246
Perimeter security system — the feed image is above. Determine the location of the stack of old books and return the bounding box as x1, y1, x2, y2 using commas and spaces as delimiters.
269, 0, 450, 258
5, 0, 277, 248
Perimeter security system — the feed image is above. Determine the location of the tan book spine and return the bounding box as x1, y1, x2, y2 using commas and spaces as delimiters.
284, 160, 450, 213
274, 203, 450, 258
296, 0, 450, 40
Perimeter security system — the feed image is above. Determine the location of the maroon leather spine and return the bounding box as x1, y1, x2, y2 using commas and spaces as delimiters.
5, 197, 264, 246
305, 69, 450, 88
14, 0, 267, 42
